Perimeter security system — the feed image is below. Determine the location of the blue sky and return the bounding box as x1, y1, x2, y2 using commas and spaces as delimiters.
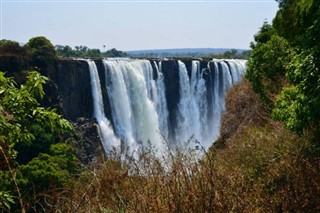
1, 0, 278, 51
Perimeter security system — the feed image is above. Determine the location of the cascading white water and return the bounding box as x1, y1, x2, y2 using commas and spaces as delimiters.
154, 61, 170, 140
191, 60, 209, 147
210, 60, 221, 140
101, 59, 137, 154
86, 59, 120, 154
209, 59, 233, 139
226, 59, 246, 85
86, 58, 246, 155
103, 59, 165, 155
220, 61, 233, 101
176, 60, 195, 146
176, 60, 210, 148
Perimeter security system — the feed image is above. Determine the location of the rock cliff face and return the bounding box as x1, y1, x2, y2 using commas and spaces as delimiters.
160, 60, 180, 139
95, 60, 114, 123
47, 59, 93, 121
72, 117, 105, 165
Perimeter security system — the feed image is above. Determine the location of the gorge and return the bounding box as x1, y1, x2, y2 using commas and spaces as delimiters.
48, 58, 246, 156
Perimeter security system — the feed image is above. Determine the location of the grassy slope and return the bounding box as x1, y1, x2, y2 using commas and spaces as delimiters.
212, 80, 320, 212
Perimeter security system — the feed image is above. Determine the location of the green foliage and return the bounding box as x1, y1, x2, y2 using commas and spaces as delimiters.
105, 48, 127, 57
274, 0, 318, 45
247, 0, 320, 134
0, 71, 75, 211
0, 191, 14, 211
271, 1, 320, 134
0, 40, 31, 73
246, 35, 292, 104
273, 49, 320, 133
246, 22, 284, 103
25, 36, 57, 73
252, 21, 275, 46
49, 143, 79, 173
272, 86, 307, 133
0, 36, 59, 75
55, 45, 127, 58
214, 48, 246, 59
0, 40, 27, 56
0, 71, 72, 147
20, 153, 69, 189
133, 49, 250, 59
19, 143, 79, 193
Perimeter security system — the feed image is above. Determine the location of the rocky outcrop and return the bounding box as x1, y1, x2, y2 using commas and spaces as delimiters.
71, 117, 105, 166
48, 59, 94, 121
95, 59, 114, 123
161, 60, 180, 139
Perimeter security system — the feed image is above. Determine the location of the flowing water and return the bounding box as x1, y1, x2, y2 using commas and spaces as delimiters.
85, 58, 246, 155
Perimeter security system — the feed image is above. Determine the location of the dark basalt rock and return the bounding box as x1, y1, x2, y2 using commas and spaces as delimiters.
95, 59, 114, 123
203, 64, 214, 122
150, 59, 159, 81
41, 77, 64, 115
47, 59, 93, 121
181, 59, 192, 79
161, 60, 180, 139
71, 117, 104, 166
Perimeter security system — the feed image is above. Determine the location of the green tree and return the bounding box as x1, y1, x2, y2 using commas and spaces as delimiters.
103, 48, 127, 57
19, 143, 79, 193
24, 36, 57, 73
246, 34, 293, 105
0, 40, 26, 56
251, 21, 275, 47
247, 0, 320, 135
0, 71, 74, 211
0, 40, 31, 73
271, 0, 320, 135
273, 0, 318, 45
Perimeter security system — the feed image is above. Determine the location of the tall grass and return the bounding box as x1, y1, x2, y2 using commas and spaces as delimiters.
26, 80, 320, 212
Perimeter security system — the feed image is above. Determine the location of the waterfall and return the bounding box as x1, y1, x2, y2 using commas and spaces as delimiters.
103, 59, 166, 155
176, 60, 194, 145
86, 59, 120, 154
191, 60, 209, 147
84, 58, 246, 154
154, 61, 170, 140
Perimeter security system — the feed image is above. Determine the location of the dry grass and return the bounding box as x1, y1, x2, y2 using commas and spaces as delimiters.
213, 80, 320, 212
215, 79, 270, 148
28, 80, 320, 212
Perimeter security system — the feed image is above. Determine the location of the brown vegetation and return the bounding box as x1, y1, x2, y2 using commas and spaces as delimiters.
21, 81, 320, 212
213, 80, 320, 212
215, 80, 269, 148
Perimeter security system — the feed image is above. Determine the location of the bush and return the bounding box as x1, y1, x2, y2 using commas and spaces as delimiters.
246, 35, 293, 105
0, 40, 31, 73
25, 36, 57, 73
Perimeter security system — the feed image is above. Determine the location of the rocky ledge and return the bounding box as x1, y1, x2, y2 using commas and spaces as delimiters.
71, 117, 105, 166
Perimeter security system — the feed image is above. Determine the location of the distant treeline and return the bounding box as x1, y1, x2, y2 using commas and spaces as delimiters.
55, 45, 127, 58
208, 49, 251, 59
127, 48, 251, 59
0, 37, 128, 74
